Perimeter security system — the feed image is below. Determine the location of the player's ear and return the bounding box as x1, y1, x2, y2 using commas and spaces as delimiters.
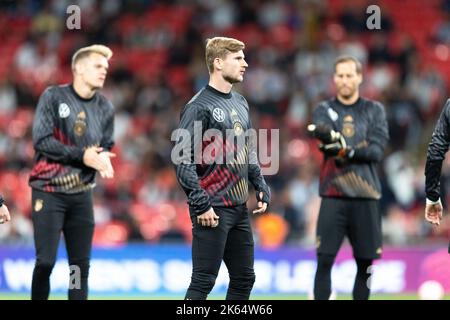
213, 57, 222, 71
333, 73, 339, 83
357, 73, 363, 85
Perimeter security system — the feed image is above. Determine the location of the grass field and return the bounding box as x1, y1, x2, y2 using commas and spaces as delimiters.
1, 293, 449, 300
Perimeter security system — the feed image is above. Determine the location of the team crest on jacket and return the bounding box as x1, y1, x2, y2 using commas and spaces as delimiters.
74, 121, 86, 136
34, 199, 43, 212
213, 108, 225, 122
59, 103, 70, 118
342, 115, 355, 137
74, 112, 87, 136
233, 122, 243, 135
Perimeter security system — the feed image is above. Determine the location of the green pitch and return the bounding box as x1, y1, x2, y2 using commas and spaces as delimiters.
0, 293, 449, 300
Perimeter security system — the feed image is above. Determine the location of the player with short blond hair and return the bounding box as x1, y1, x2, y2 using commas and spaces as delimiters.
29, 44, 116, 300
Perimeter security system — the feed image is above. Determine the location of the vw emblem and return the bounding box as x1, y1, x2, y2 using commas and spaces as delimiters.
59, 103, 70, 118
213, 108, 225, 122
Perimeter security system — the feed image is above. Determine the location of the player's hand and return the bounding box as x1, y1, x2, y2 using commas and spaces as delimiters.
0, 205, 11, 224
98, 151, 116, 179
308, 124, 353, 159
253, 191, 268, 214
83, 146, 107, 170
197, 208, 219, 227
425, 199, 443, 226
83, 146, 114, 178
319, 141, 353, 159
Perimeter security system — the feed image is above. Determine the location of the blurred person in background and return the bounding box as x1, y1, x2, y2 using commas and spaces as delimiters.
174, 37, 270, 300
0, 195, 11, 224
424, 98, 450, 252
308, 55, 389, 300
28, 44, 116, 300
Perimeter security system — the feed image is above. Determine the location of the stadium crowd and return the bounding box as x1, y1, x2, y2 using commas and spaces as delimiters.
0, 0, 450, 248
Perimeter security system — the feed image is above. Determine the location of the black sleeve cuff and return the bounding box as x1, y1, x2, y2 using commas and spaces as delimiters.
73, 148, 85, 163
193, 204, 212, 216
256, 188, 271, 205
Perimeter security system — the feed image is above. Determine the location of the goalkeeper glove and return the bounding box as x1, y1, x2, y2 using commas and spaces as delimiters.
319, 142, 354, 159
308, 124, 354, 159
307, 124, 342, 144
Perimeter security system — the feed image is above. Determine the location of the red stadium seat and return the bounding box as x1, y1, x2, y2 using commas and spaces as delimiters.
93, 220, 130, 246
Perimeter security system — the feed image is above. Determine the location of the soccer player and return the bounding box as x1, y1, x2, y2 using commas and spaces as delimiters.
28, 44, 116, 300
174, 37, 270, 300
308, 55, 389, 300
0, 195, 11, 224
424, 99, 450, 251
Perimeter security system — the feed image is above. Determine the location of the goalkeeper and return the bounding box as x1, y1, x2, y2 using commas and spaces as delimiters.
308, 55, 389, 300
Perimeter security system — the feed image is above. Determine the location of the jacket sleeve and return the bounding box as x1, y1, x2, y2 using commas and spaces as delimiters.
100, 102, 115, 151
351, 102, 389, 163
32, 88, 84, 164
425, 99, 450, 201
174, 103, 212, 215
248, 118, 271, 204
311, 102, 341, 158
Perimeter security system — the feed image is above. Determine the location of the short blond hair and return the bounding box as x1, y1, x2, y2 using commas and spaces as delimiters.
205, 37, 245, 73
71, 44, 113, 71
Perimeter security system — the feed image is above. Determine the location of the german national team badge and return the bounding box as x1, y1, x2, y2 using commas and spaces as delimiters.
34, 199, 43, 212
74, 120, 87, 136
233, 121, 243, 136
342, 115, 355, 137
74, 111, 87, 136
376, 247, 383, 255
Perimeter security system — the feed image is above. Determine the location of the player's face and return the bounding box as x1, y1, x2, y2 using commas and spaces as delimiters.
221, 50, 248, 84
333, 61, 362, 100
80, 52, 109, 89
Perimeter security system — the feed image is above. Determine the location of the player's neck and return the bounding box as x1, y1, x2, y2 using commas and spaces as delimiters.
337, 93, 359, 106
72, 79, 97, 99
208, 75, 232, 94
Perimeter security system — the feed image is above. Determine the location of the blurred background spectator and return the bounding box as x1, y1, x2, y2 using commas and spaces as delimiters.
0, 0, 449, 248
